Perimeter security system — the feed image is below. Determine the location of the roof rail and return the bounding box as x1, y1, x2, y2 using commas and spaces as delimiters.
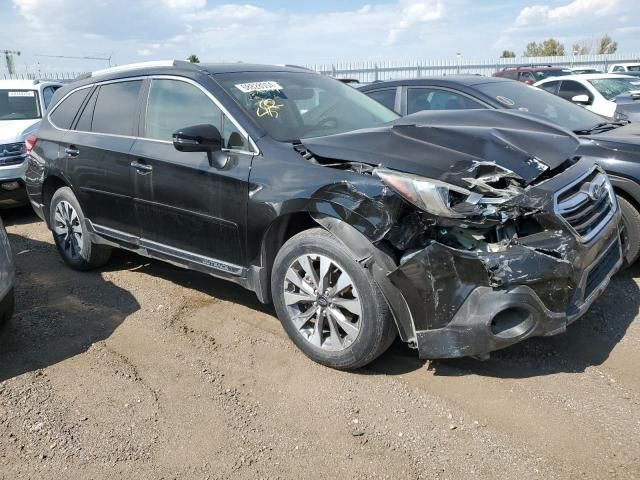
90, 60, 190, 78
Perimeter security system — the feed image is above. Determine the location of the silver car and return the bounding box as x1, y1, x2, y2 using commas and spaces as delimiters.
0, 218, 14, 327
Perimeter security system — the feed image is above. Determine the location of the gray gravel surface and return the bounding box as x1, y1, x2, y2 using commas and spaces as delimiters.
1, 207, 639, 479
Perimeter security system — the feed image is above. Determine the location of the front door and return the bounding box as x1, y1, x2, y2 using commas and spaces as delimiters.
130, 77, 255, 268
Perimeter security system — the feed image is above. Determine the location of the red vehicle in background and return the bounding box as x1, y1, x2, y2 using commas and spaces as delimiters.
493, 65, 573, 84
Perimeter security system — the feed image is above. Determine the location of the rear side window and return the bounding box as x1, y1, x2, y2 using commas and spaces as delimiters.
558, 81, 591, 101
366, 89, 397, 112
50, 88, 91, 129
91, 80, 143, 136
538, 81, 559, 94
75, 88, 98, 132
407, 87, 486, 114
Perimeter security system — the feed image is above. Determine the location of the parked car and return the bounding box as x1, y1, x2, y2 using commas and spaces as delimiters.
0, 79, 62, 207
0, 218, 14, 329
609, 63, 640, 74
26, 61, 622, 368
493, 65, 573, 84
569, 67, 602, 75
534, 73, 640, 121
359, 76, 640, 265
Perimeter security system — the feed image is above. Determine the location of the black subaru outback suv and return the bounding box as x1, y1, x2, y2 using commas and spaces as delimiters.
25, 61, 622, 369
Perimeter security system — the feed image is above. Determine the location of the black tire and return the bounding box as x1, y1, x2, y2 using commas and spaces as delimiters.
618, 195, 640, 268
271, 228, 396, 370
49, 187, 112, 271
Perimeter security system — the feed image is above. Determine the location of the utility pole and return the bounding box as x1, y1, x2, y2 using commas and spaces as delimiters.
2, 50, 21, 76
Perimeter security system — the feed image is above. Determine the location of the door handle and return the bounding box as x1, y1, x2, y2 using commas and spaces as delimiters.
65, 146, 80, 157
131, 160, 153, 173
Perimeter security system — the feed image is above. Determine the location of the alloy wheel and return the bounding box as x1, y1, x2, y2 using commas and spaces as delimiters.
53, 200, 83, 259
283, 253, 362, 351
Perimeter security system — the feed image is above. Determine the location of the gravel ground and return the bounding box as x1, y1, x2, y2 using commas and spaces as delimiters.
0, 206, 639, 479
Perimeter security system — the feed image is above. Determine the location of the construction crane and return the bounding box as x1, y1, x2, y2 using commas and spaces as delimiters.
2, 50, 21, 75
36, 53, 113, 67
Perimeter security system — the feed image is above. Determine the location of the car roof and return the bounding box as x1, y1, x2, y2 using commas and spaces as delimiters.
0, 79, 61, 89
535, 73, 636, 83
358, 75, 510, 89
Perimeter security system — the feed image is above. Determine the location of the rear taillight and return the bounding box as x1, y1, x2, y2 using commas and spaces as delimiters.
25, 134, 38, 155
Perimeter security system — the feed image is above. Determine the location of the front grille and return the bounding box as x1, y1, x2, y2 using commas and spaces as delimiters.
555, 168, 615, 242
584, 240, 620, 300
0, 142, 26, 166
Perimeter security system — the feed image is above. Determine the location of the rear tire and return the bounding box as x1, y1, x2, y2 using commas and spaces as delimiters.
271, 228, 396, 370
49, 187, 112, 271
617, 195, 640, 268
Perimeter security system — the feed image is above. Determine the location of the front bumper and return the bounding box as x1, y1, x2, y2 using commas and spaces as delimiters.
387, 159, 623, 359
0, 159, 29, 208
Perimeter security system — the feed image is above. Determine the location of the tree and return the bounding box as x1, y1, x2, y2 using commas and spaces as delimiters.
187, 54, 200, 63
523, 41, 542, 57
523, 38, 565, 57
597, 35, 618, 54
500, 50, 516, 58
572, 42, 590, 55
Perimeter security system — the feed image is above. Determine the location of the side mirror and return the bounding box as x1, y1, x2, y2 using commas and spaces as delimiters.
173, 124, 228, 169
571, 94, 591, 105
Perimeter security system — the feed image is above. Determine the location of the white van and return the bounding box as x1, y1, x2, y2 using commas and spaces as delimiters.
609, 63, 640, 74
0, 80, 62, 207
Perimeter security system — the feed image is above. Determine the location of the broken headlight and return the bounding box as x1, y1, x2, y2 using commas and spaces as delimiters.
375, 168, 507, 219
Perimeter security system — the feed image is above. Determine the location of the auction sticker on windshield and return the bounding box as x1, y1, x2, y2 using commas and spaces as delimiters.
235, 82, 283, 93
8, 91, 35, 97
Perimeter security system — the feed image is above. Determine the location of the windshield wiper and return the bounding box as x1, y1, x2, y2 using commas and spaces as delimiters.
574, 121, 628, 135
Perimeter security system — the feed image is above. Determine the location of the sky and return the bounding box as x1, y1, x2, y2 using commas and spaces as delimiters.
2, 0, 640, 74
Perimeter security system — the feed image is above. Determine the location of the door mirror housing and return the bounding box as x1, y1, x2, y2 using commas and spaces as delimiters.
173, 124, 229, 169
571, 94, 591, 105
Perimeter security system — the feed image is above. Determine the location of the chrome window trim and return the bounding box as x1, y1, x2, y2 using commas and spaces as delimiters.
46, 75, 260, 155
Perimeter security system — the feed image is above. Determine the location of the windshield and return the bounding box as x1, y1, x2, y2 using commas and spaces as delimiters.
217, 72, 399, 141
534, 70, 572, 81
475, 81, 606, 132
588, 78, 640, 100
0, 89, 41, 121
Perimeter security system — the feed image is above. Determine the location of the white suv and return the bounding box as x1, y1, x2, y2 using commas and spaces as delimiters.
0, 79, 62, 207
534, 73, 640, 121
609, 63, 640, 74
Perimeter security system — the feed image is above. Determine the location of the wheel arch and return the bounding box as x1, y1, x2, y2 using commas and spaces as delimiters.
41, 174, 72, 228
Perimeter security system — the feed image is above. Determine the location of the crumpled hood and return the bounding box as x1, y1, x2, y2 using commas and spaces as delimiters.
0, 119, 40, 144
302, 110, 580, 187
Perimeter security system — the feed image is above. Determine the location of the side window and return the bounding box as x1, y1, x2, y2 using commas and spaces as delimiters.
74, 88, 98, 132
538, 81, 559, 94
91, 80, 143, 136
558, 81, 591, 101
365, 89, 397, 112
145, 79, 248, 150
49, 88, 91, 130
42, 87, 58, 110
407, 88, 486, 114
612, 66, 624, 72
519, 72, 536, 83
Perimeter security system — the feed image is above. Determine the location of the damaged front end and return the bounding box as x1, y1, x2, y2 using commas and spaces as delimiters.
383, 159, 621, 358
302, 111, 623, 359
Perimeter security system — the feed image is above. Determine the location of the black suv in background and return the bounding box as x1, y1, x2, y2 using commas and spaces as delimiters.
360, 76, 640, 266
25, 61, 622, 369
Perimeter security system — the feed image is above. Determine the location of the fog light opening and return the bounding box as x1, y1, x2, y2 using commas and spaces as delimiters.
490, 307, 536, 340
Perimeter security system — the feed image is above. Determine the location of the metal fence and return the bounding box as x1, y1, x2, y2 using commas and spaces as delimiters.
1, 71, 87, 82
308, 53, 640, 82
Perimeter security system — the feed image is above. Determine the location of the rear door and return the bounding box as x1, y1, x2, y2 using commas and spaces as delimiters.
130, 77, 255, 268
63, 79, 144, 238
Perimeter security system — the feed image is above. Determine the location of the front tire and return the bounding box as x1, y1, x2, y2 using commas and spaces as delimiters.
271, 228, 396, 370
617, 195, 640, 267
49, 187, 112, 271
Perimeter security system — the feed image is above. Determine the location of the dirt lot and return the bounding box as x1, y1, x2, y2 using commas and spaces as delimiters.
0, 206, 639, 480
